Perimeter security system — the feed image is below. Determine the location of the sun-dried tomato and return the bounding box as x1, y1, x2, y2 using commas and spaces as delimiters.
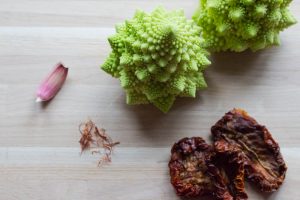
213, 140, 248, 200
168, 137, 233, 200
211, 109, 287, 192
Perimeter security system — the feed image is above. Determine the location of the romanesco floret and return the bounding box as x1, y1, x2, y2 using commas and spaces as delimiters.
193, 0, 297, 52
102, 7, 211, 113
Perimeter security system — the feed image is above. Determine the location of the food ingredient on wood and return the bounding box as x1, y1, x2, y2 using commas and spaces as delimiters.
212, 108, 287, 192
168, 109, 287, 199
36, 63, 68, 102
79, 119, 120, 166
101, 7, 210, 113
169, 137, 233, 199
213, 141, 248, 200
193, 0, 297, 52
79, 120, 94, 152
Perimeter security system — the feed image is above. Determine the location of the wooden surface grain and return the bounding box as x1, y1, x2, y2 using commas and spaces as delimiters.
0, 0, 299, 199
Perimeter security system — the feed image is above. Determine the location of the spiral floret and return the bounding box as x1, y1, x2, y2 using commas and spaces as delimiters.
193, 0, 297, 52
102, 7, 211, 113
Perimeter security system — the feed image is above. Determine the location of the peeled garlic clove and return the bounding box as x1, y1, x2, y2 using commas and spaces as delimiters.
36, 63, 68, 102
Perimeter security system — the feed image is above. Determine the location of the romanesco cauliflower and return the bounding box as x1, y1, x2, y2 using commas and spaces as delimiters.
193, 0, 297, 52
102, 7, 211, 113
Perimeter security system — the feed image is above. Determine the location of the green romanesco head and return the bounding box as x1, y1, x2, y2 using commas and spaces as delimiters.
193, 0, 297, 52
101, 7, 211, 113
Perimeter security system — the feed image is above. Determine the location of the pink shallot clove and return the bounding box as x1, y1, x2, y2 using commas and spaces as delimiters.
36, 63, 68, 102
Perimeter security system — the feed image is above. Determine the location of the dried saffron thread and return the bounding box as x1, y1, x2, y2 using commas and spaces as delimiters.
79, 120, 94, 153
79, 119, 120, 166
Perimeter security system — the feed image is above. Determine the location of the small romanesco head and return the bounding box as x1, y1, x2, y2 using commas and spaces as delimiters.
101, 7, 211, 113
193, 0, 297, 52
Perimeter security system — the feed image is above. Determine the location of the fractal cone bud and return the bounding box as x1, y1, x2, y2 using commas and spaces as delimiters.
101, 7, 211, 113
193, 0, 297, 52
36, 63, 68, 102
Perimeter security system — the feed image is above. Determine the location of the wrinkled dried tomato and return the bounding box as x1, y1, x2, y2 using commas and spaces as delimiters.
213, 140, 248, 200
168, 137, 233, 200
211, 108, 287, 192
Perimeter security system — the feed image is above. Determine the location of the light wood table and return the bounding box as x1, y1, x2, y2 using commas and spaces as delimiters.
0, 0, 299, 199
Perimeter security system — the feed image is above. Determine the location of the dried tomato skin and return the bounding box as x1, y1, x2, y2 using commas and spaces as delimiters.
243, 124, 287, 192
169, 137, 233, 200
211, 109, 287, 192
206, 163, 234, 200
214, 140, 248, 200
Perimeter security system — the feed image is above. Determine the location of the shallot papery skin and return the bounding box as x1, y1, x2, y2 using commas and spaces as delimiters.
36, 63, 68, 102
